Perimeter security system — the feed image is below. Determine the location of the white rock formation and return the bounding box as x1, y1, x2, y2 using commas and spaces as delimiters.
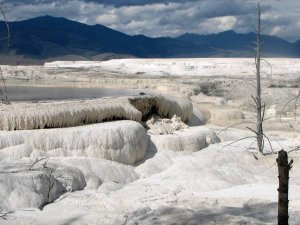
191, 93, 226, 106
0, 170, 65, 211
0, 156, 138, 211
157, 95, 193, 123
265, 105, 277, 118
44, 61, 103, 68
149, 126, 220, 152
146, 115, 189, 135
77, 58, 300, 78
0, 98, 142, 131
0, 121, 148, 165
0, 95, 192, 131
129, 94, 193, 123
0, 157, 87, 211
50, 157, 139, 189
188, 109, 207, 126
209, 107, 245, 123
135, 150, 187, 178
1, 137, 300, 224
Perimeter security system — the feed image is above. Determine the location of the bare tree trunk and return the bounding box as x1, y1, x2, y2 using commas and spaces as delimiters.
255, 3, 264, 154
277, 150, 293, 225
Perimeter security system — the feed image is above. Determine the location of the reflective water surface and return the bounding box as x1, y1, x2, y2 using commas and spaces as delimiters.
2, 86, 142, 101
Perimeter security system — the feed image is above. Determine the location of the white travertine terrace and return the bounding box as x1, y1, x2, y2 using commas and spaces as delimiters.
44, 58, 300, 78
149, 126, 220, 152
0, 121, 148, 165
0, 98, 141, 130
0, 95, 193, 130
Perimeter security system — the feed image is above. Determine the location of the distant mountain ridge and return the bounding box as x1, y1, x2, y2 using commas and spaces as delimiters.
0, 15, 298, 64
176, 31, 297, 57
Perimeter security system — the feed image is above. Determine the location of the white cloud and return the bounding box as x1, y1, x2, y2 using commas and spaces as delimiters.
205, 16, 237, 31
271, 26, 281, 36
96, 14, 119, 25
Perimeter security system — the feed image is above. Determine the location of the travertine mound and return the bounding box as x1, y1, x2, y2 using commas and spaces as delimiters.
129, 94, 193, 123
51, 157, 139, 189
0, 170, 66, 211
0, 98, 142, 131
0, 158, 87, 211
149, 126, 220, 152
0, 121, 148, 165
0, 95, 192, 131
0, 156, 138, 211
157, 95, 193, 123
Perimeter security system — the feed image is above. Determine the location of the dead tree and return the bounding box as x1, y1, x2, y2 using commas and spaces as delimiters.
277, 150, 293, 225
254, 3, 264, 154
212, 4, 277, 155
244, 3, 268, 154
243, 3, 265, 154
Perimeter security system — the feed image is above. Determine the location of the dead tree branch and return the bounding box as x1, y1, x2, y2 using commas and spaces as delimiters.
0, 5, 10, 48
0, 210, 14, 220
28, 157, 47, 170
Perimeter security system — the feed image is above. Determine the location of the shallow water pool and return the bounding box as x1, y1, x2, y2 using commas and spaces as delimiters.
2, 86, 143, 101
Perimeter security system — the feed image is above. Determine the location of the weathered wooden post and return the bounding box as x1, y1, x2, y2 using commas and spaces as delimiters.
277, 150, 293, 225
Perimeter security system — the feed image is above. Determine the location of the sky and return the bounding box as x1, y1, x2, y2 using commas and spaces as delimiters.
0, 0, 299, 42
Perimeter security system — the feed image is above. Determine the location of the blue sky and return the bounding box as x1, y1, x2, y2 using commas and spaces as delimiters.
0, 0, 299, 41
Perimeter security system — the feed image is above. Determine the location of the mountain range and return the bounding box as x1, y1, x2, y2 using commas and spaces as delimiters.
0, 15, 299, 64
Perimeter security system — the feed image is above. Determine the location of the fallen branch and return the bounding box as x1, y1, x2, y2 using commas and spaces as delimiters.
0, 210, 14, 220
221, 136, 256, 149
